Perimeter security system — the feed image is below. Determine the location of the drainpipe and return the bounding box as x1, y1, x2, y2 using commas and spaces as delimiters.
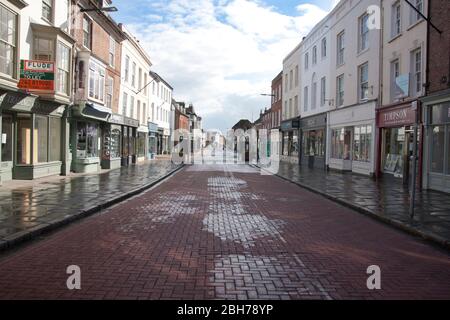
376, 0, 385, 180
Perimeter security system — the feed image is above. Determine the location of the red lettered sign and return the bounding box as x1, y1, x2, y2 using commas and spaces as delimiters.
18, 60, 55, 92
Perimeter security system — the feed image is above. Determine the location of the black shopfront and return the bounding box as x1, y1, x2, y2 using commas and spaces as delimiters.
300, 113, 327, 170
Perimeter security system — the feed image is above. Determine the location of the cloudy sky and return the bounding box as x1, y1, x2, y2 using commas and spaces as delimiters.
111, 0, 339, 132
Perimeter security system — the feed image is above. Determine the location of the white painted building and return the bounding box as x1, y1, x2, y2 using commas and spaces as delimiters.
298, 13, 334, 169
149, 71, 173, 155
327, 0, 382, 176
118, 23, 152, 163
281, 43, 301, 163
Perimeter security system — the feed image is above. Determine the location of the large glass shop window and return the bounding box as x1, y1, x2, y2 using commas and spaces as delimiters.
102, 125, 121, 160
17, 115, 32, 165
331, 129, 344, 159
290, 131, 299, 157
383, 127, 405, 176
137, 133, 146, 157
123, 128, 129, 157
431, 126, 445, 174
1, 114, 13, 162
303, 130, 325, 157
77, 122, 98, 158
35, 115, 48, 163
353, 125, 372, 162
283, 132, 289, 156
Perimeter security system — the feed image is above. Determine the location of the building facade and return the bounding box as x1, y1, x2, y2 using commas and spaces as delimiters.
118, 23, 151, 165
0, 0, 74, 182
421, 0, 450, 193
149, 71, 172, 156
70, 0, 129, 173
281, 43, 301, 164
376, 0, 427, 186
299, 14, 332, 170
327, 0, 381, 176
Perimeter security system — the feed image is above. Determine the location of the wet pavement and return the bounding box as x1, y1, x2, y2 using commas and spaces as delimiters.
0, 160, 180, 246
0, 164, 449, 300
275, 162, 450, 247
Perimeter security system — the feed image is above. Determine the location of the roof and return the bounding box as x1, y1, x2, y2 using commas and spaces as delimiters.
149, 71, 173, 90
232, 119, 253, 131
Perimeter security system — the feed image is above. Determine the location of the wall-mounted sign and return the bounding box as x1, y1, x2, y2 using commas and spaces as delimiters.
395, 74, 410, 99
378, 105, 416, 127
18, 60, 55, 91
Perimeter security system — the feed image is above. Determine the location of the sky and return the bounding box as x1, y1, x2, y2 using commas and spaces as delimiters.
111, 0, 340, 132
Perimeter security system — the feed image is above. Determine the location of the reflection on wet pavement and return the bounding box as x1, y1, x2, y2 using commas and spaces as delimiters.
0, 160, 179, 242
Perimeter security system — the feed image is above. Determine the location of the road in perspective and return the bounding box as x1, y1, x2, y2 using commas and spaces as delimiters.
0, 163, 449, 300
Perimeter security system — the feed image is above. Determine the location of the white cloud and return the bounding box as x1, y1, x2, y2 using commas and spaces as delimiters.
125, 0, 333, 132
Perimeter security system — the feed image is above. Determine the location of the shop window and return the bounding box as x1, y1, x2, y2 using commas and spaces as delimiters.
17, 115, 32, 165
431, 126, 445, 174
49, 117, 61, 162
383, 127, 406, 177
122, 128, 129, 157
138, 133, 146, 157
0, 5, 17, 78
1, 114, 13, 162
283, 132, 289, 156
332, 128, 351, 160
35, 115, 48, 163
353, 125, 372, 162
304, 130, 325, 157
76, 121, 98, 159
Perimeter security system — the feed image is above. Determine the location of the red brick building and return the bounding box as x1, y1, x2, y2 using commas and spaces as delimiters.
270, 71, 283, 131
421, 0, 450, 193
174, 101, 190, 147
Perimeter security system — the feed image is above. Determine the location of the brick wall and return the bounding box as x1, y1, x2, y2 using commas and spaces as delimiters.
428, 0, 450, 94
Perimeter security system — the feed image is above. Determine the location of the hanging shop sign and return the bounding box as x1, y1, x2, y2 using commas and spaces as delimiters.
18, 60, 55, 91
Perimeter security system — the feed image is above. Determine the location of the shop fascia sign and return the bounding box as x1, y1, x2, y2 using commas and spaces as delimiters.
380, 107, 415, 127
18, 60, 55, 92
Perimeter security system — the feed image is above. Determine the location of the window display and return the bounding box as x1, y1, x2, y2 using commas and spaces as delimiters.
137, 132, 146, 157
431, 125, 445, 174
383, 127, 405, 177
303, 130, 325, 157
49, 117, 61, 162
1, 114, 12, 162
17, 115, 32, 165
35, 115, 48, 163
353, 125, 372, 162
77, 121, 98, 159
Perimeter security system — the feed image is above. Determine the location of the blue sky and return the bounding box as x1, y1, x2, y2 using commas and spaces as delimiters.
110, 0, 338, 132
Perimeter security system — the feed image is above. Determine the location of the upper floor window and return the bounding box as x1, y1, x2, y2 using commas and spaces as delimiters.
359, 13, 369, 52
122, 92, 128, 116
124, 55, 130, 82
88, 62, 105, 102
321, 38, 327, 58
320, 77, 326, 107
392, 2, 401, 38
106, 76, 113, 109
144, 73, 148, 95
0, 5, 17, 77
304, 52, 309, 70
109, 36, 115, 67
411, 48, 422, 96
410, 0, 423, 25
42, 0, 53, 22
304, 86, 309, 112
336, 74, 344, 107
34, 37, 53, 61
312, 81, 317, 110
295, 65, 299, 87
138, 68, 142, 91
83, 17, 92, 49
284, 74, 288, 92
312, 46, 317, 65
390, 59, 400, 101
359, 62, 369, 101
131, 62, 136, 87
289, 70, 293, 90
337, 31, 345, 66
56, 42, 70, 95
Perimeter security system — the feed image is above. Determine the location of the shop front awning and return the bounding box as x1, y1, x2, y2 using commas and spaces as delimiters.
0, 90, 65, 116
72, 103, 111, 122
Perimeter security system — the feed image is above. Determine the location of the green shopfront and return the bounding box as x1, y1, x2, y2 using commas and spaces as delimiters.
0, 90, 69, 182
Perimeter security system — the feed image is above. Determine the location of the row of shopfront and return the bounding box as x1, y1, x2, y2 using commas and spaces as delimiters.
276, 98, 450, 194
0, 90, 170, 184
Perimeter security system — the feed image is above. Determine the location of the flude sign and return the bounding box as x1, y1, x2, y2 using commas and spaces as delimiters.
18, 60, 55, 91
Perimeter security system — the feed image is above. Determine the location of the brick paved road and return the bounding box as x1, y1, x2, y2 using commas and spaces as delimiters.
0, 164, 449, 300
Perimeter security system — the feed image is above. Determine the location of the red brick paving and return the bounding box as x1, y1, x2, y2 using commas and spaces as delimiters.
0, 164, 449, 300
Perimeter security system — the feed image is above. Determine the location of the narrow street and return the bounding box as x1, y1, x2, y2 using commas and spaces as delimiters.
0, 164, 449, 300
